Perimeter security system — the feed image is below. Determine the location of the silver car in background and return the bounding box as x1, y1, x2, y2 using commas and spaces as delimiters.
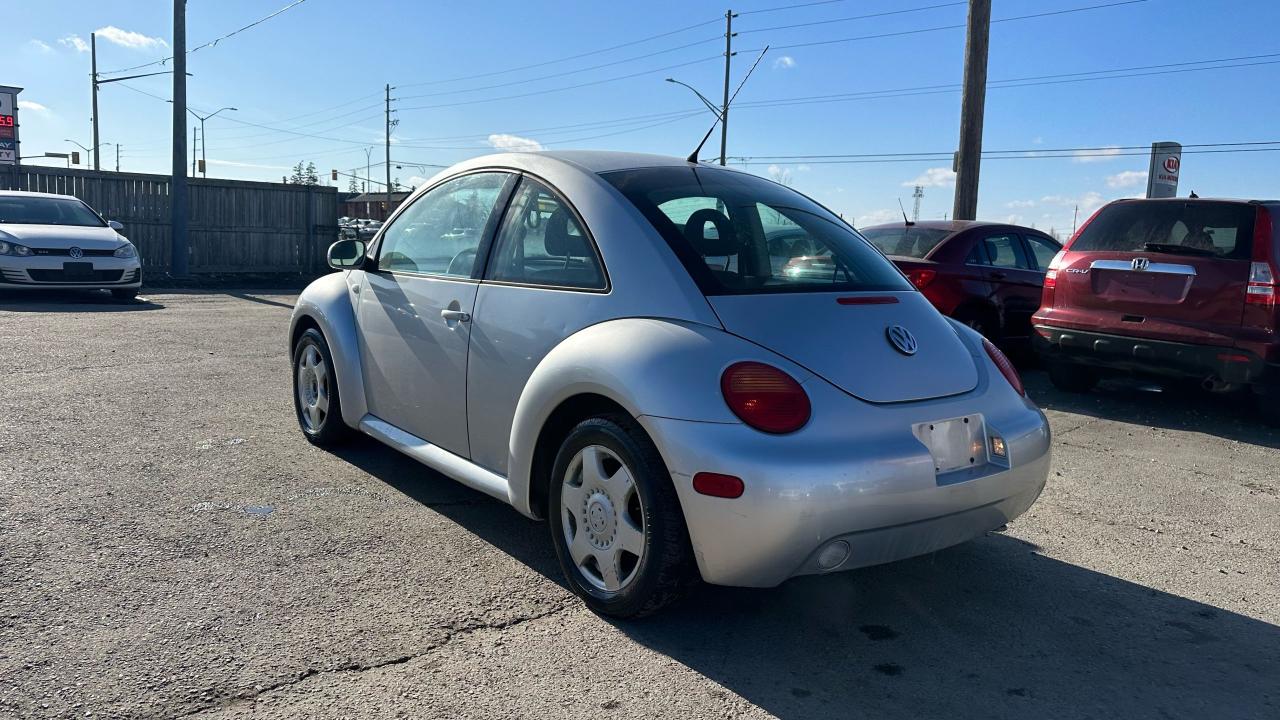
0, 190, 142, 299
289, 151, 1051, 617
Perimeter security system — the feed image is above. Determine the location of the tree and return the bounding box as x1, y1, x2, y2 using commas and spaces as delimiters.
347, 176, 359, 193
304, 161, 320, 186
288, 161, 306, 184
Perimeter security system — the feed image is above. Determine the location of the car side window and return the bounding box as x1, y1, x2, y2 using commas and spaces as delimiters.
486, 177, 605, 290
983, 233, 1032, 270
965, 241, 989, 265
376, 172, 508, 278
1023, 234, 1061, 271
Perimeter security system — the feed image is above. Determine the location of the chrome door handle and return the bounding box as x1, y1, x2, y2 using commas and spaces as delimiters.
440, 309, 471, 323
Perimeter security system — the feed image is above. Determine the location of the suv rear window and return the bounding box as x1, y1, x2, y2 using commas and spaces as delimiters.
601, 166, 911, 295
1072, 201, 1255, 259
859, 226, 951, 258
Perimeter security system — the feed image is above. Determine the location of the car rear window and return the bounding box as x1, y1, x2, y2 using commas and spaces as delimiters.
859, 226, 951, 258
601, 166, 911, 295
1072, 201, 1255, 259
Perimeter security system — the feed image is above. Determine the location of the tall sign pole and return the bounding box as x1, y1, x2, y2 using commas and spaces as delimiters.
952, 0, 991, 221
91, 33, 101, 171
171, 0, 188, 276
1145, 142, 1182, 198
385, 84, 392, 217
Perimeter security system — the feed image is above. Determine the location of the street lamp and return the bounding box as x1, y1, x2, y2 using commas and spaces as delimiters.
65, 139, 119, 172
167, 105, 237, 177
666, 78, 725, 165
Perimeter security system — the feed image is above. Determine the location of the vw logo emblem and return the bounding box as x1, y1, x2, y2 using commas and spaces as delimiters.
886, 325, 918, 356
1131, 257, 1150, 272
68, 247, 84, 259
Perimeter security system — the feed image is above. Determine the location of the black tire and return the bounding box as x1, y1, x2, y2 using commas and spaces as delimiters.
1048, 360, 1100, 393
1254, 386, 1280, 427
292, 327, 351, 446
111, 288, 139, 301
549, 415, 695, 618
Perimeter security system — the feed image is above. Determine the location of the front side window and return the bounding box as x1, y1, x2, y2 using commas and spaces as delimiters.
0, 196, 105, 227
376, 172, 508, 277
983, 233, 1031, 269
486, 178, 605, 290
602, 166, 911, 295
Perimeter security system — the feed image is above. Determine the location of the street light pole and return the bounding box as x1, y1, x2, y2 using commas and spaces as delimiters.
172, 0, 189, 277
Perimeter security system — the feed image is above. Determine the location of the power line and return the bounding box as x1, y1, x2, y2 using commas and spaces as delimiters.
739, 0, 853, 16
728, 144, 1280, 166
770, 0, 1148, 51
396, 16, 724, 89
731, 140, 1280, 161
739, 1, 966, 35
99, 0, 312, 76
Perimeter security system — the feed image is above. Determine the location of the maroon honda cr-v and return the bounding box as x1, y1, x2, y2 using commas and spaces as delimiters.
1032, 198, 1279, 424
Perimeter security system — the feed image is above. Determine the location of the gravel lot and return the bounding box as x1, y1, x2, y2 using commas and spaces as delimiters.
1, 289, 1276, 720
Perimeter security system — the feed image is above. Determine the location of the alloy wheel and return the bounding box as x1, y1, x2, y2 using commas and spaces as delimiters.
296, 344, 330, 433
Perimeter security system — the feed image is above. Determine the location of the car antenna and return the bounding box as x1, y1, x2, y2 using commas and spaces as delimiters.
898, 198, 915, 226
686, 45, 770, 164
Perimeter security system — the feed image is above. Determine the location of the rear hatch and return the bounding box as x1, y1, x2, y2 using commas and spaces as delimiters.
708, 291, 977, 403
1050, 200, 1258, 346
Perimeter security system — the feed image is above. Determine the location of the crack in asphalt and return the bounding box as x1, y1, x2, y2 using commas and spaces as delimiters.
168, 602, 573, 719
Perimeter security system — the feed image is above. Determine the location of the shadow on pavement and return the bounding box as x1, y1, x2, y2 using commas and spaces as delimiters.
333, 436, 1278, 719
1024, 369, 1280, 449
0, 289, 164, 312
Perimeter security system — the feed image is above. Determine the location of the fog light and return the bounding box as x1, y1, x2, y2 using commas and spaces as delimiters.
816, 540, 850, 570
990, 435, 1007, 458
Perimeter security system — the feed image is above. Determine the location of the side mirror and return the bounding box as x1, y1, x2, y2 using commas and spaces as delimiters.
327, 238, 366, 270
108, 220, 125, 231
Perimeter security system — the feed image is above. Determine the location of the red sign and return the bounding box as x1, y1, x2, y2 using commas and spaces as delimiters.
1163, 156, 1180, 174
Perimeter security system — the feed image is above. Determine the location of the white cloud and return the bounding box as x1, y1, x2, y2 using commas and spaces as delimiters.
1005, 199, 1036, 209
407, 175, 429, 188
27, 39, 53, 53
1072, 146, 1122, 163
1106, 170, 1148, 189
767, 164, 793, 186
94, 26, 168, 51
17, 100, 49, 112
1002, 214, 1024, 225
903, 167, 956, 188
855, 209, 899, 227
59, 34, 89, 52
1032, 136, 1044, 145
487, 133, 543, 152
773, 55, 797, 70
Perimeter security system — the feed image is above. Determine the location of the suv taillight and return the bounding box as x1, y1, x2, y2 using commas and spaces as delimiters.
1247, 207, 1276, 307
1041, 250, 1067, 307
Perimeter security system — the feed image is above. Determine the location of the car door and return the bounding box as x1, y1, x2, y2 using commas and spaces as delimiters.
356, 171, 514, 458
979, 231, 1043, 339
465, 175, 609, 475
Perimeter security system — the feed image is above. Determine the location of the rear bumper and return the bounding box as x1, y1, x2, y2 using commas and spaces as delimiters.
1033, 324, 1280, 389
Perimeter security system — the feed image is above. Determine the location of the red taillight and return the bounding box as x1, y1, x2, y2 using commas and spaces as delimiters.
906, 268, 936, 289
1246, 207, 1276, 307
1041, 250, 1066, 308
692, 472, 745, 499
983, 338, 1025, 396
720, 361, 811, 434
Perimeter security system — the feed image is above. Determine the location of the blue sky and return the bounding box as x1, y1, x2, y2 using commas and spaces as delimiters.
8, 0, 1280, 236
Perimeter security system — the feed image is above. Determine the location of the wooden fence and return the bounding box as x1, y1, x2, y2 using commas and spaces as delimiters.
0, 165, 339, 275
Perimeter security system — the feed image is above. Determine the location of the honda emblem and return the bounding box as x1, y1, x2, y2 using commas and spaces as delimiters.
1131, 257, 1150, 272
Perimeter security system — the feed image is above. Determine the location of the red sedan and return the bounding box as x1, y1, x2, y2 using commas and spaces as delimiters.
859, 221, 1062, 344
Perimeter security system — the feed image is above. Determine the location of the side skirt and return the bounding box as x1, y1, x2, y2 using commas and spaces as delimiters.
358, 414, 513, 505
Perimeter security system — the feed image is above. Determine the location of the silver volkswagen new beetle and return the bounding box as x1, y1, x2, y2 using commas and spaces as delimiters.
289, 151, 1051, 617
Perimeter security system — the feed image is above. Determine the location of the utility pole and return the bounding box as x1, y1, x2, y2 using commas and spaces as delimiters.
171, 0, 189, 276
192, 125, 199, 177
115, 143, 120, 172
952, 0, 990, 222
90, 33, 100, 171
719, 9, 737, 167
381, 82, 391, 213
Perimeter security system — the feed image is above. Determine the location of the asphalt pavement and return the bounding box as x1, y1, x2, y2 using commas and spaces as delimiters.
1, 289, 1276, 719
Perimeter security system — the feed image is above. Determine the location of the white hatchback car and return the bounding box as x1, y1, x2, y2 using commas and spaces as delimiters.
0, 190, 142, 299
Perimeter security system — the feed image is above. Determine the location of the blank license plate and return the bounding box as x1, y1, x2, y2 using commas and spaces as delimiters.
63, 262, 94, 278
913, 414, 986, 474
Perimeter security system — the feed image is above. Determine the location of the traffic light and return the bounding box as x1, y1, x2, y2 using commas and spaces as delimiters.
71, 151, 81, 165
197, 159, 206, 174
331, 169, 338, 181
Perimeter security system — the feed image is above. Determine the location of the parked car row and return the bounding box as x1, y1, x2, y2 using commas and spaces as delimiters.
339, 217, 382, 240
859, 199, 1279, 424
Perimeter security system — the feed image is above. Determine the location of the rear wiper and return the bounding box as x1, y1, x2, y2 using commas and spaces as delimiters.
1141, 242, 1217, 258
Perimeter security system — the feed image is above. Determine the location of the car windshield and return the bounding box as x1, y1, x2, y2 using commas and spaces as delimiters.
1072, 200, 1255, 259
0, 196, 106, 227
601, 166, 911, 295
859, 226, 952, 258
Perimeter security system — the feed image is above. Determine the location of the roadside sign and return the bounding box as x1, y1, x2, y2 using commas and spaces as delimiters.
1145, 141, 1181, 198
0, 85, 20, 166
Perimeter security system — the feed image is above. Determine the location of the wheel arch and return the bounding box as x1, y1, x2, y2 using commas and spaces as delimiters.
289, 272, 368, 429
525, 392, 632, 520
